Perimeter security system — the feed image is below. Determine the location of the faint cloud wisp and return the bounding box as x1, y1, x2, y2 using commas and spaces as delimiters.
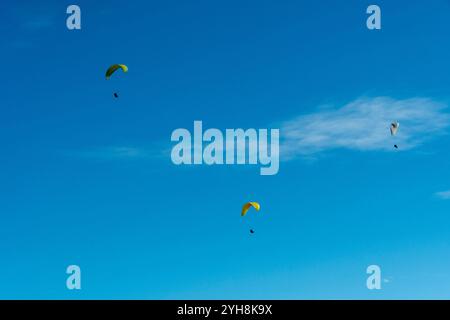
281, 97, 450, 159
70, 146, 158, 160
435, 190, 450, 200
21, 16, 55, 30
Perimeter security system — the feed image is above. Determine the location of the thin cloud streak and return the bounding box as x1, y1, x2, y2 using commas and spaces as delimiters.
435, 190, 450, 200
68, 97, 450, 165
21, 16, 55, 30
68, 146, 164, 161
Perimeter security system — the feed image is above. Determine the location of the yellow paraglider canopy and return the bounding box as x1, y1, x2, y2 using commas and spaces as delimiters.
241, 202, 260, 217
105, 64, 128, 79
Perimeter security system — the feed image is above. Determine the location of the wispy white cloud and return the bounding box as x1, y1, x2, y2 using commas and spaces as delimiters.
281, 97, 450, 159
435, 190, 450, 200
21, 16, 55, 30
68, 97, 450, 166
69, 146, 163, 160
383, 277, 392, 284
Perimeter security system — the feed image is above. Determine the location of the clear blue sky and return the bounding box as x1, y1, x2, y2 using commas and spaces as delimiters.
1, 0, 450, 299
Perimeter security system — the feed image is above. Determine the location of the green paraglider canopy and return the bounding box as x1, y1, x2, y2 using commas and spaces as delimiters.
105, 64, 128, 80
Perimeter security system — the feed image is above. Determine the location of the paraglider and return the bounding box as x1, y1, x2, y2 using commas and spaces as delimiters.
242, 202, 260, 235
241, 202, 260, 216
105, 64, 128, 79
390, 121, 400, 149
106, 64, 128, 99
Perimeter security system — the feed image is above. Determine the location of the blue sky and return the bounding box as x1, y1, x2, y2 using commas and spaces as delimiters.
1, 0, 450, 299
